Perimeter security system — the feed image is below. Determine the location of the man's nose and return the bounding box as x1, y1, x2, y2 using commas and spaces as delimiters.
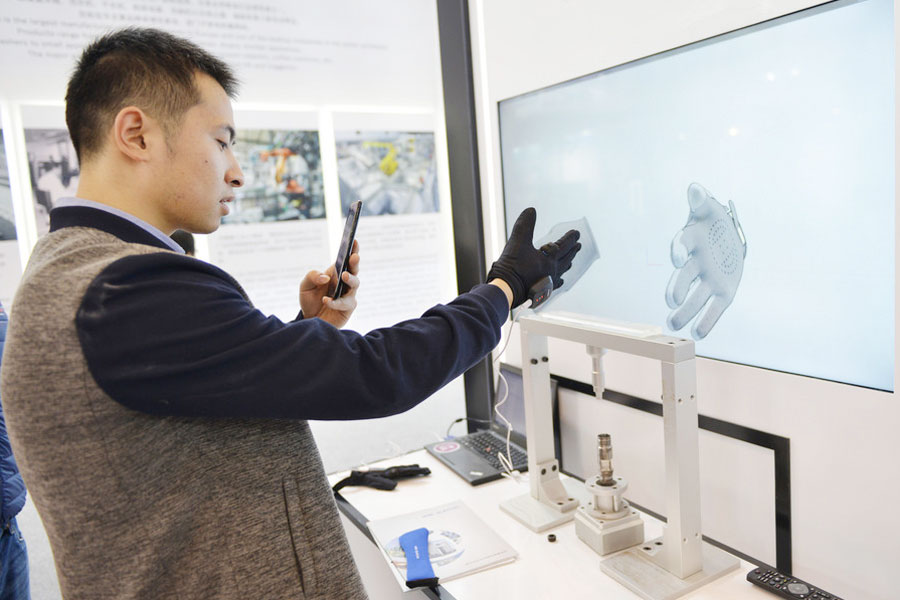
227, 159, 244, 188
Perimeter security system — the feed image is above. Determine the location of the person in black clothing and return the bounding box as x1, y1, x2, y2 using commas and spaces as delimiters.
169, 229, 195, 256
0, 303, 29, 600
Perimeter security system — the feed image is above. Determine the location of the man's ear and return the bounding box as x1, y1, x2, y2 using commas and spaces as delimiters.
112, 106, 156, 161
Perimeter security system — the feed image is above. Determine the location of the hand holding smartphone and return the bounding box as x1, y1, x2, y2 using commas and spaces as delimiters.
332, 200, 362, 299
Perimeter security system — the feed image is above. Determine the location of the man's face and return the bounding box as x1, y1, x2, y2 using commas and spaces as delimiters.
156, 73, 243, 234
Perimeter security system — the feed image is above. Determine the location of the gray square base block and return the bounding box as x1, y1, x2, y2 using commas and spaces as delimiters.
599, 539, 739, 600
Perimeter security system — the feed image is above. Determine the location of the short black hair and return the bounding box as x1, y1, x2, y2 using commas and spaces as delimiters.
65, 28, 238, 162
170, 229, 195, 255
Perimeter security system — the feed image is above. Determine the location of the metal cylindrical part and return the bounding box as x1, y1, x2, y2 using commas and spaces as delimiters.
584, 475, 630, 520
598, 434, 612, 462
597, 433, 614, 485
587, 346, 606, 399
595, 492, 621, 514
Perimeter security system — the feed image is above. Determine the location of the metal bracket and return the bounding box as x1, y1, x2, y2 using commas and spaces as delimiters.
501, 312, 738, 597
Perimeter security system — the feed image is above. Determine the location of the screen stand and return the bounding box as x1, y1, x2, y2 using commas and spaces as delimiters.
500, 477, 586, 532
506, 313, 739, 599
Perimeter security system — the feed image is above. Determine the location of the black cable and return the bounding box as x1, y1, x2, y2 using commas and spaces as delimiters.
445, 416, 491, 439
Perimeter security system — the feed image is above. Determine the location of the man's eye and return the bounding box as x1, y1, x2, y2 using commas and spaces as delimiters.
217, 140, 228, 149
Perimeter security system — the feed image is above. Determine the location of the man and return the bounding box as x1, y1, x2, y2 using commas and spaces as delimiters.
1, 28, 580, 599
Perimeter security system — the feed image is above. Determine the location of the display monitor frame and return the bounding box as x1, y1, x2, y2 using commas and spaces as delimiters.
497, 0, 894, 392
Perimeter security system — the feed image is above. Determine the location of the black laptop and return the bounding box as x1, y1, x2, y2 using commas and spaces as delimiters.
425, 363, 558, 485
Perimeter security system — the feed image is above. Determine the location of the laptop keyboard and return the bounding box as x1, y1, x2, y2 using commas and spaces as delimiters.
459, 431, 528, 470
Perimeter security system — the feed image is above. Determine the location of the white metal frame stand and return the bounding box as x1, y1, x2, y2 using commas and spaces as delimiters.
498, 313, 738, 600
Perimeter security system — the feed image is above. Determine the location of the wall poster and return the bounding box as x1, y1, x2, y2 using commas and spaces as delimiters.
0, 127, 22, 308
336, 131, 439, 216
23, 127, 79, 238
335, 130, 445, 336
206, 124, 330, 323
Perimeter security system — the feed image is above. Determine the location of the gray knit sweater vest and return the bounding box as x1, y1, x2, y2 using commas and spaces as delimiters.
1, 226, 368, 599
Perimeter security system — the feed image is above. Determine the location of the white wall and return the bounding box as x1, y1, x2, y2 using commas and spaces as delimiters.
470, 2, 899, 599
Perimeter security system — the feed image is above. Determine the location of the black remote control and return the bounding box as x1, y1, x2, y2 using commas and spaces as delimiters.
747, 567, 843, 599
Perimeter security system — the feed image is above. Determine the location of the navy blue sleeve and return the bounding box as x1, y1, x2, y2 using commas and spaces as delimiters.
76, 253, 508, 420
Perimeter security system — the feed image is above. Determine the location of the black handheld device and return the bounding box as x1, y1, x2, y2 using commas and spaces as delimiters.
527, 275, 553, 308
746, 567, 843, 599
332, 200, 362, 299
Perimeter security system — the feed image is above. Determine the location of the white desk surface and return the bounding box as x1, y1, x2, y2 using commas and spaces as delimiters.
329, 449, 776, 600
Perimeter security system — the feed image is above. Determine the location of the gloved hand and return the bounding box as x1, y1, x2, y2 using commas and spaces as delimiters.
487, 208, 581, 308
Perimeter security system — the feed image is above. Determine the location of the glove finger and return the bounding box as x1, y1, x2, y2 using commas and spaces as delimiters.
665, 257, 700, 309
510, 207, 537, 243
554, 277, 564, 289
559, 242, 581, 265
687, 182, 714, 218
557, 250, 579, 276
692, 294, 731, 340
554, 229, 581, 253
539, 241, 559, 257
667, 282, 711, 332
670, 229, 691, 268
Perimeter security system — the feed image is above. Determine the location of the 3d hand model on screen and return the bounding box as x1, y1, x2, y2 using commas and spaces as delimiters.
665, 183, 747, 340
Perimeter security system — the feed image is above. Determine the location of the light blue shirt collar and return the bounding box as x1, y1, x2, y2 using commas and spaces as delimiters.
54, 197, 185, 254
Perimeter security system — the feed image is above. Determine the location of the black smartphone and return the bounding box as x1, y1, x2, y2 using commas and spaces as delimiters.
332, 200, 362, 299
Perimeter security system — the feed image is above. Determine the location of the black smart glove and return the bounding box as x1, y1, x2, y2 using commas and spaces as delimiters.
487, 208, 581, 308
331, 464, 431, 492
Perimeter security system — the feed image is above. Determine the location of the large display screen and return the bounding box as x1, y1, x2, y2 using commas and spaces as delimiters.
499, 0, 894, 391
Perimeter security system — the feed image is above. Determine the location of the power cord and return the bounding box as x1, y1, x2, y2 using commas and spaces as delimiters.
445, 417, 491, 439
443, 304, 526, 482
492, 317, 521, 481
